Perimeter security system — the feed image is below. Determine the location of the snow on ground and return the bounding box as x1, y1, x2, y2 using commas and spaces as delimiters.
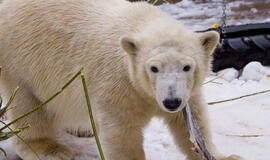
1, 0, 270, 160
205, 62, 270, 160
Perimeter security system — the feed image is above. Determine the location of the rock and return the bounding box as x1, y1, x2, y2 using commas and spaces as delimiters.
240, 62, 270, 81
218, 68, 239, 82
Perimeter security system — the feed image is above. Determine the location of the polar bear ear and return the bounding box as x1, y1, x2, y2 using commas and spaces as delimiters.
199, 31, 220, 55
120, 36, 140, 55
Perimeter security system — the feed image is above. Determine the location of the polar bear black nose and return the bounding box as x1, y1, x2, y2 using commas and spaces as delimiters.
163, 98, 182, 111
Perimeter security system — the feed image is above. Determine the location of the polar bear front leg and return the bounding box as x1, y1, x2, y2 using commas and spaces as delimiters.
14, 138, 72, 160
97, 106, 147, 160
161, 112, 201, 160
9, 88, 72, 160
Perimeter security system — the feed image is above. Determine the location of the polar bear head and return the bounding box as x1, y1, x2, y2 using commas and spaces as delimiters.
120, 26, 219, 113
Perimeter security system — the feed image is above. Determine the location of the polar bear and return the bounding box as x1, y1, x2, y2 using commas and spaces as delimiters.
0, 0, 240, 160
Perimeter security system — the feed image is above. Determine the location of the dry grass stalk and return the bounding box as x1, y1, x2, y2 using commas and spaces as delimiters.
81, 74, 105, 160
208, 89, 270, 105
225, 134, 270, 137
203, 72, 226, 85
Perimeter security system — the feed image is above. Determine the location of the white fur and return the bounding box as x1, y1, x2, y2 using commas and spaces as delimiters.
0, 0, 241, 160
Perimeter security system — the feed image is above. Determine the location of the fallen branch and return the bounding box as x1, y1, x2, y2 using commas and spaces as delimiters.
208, 89, 270, 105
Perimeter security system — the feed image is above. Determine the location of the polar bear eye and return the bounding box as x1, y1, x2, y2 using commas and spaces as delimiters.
183, 65, 191, 72
150, 66, 159, 73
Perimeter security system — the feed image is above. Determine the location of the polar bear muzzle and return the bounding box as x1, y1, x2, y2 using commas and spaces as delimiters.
155, 71, 190, 113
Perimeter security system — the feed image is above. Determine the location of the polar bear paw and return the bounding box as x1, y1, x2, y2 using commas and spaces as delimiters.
40, 145, 72, 160
16, 140, 72, 160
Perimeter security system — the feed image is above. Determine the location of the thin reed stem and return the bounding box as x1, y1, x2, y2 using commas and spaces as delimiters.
81, 74, 105, 160
208, 89, 270, 105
